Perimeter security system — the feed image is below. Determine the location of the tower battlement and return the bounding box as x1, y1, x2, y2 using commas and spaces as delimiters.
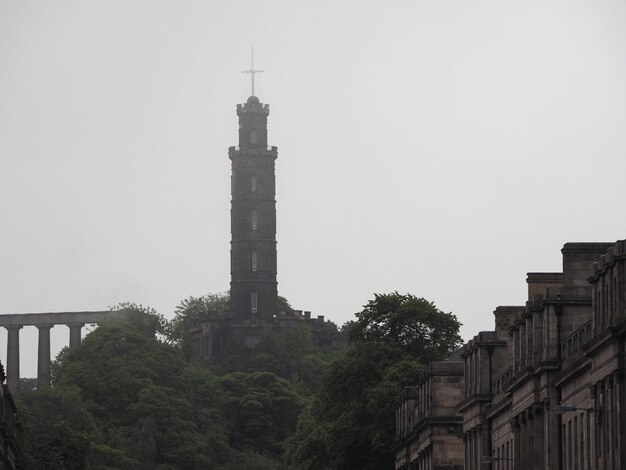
228, 146, 278, 156
236, 97, 270, 115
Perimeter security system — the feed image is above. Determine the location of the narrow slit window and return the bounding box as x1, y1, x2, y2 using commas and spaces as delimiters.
251, 175, 257, 192
250, 130, 258, 145
251, 209, 258, 230
251, 250, 258, 271
251, 291, 258, 313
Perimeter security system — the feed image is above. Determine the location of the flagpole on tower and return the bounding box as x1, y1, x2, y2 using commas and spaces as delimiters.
241, 47, 264, 97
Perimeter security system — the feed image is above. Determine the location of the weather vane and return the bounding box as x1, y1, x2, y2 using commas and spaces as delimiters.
241, 47, 263, 97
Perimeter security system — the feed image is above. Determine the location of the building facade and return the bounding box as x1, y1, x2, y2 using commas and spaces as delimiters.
394, 361, 465, 470
395, 239, 626, 470
459, 306, 520, 470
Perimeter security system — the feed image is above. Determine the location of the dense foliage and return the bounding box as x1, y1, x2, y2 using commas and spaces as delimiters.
19, 304, 312, 469
284, 292, 463, 470
208, 322, 345, 397
347, 292, 463, 363
17, 293, 461, 470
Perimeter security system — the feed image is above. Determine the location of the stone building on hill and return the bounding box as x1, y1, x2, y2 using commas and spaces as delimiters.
395, 239, 626, 470
188, 93, 324, 358
229, 95, 279, 320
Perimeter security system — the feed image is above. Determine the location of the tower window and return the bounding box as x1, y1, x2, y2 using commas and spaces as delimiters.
251, 250, 258, 271
250, 130, 258, 145
251, 209, 258, 230
251, 291, 258, 313
251, 175, 257, 192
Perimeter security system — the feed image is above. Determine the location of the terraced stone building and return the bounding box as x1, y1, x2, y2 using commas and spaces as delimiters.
395, 239, 626, 470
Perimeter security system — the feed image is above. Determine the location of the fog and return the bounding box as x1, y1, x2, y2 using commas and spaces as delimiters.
1, 1, 625, 377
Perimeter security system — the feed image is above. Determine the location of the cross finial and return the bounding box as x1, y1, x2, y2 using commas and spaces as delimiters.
241, 47, 263, 97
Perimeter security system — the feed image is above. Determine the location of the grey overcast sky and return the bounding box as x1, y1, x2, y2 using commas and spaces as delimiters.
1, 1, 625, 377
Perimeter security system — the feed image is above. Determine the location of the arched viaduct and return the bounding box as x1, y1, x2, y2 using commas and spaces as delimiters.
0, 310, 122, 393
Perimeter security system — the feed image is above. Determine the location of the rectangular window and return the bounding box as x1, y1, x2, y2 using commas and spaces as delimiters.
251, 175, 257, 192
574, 417, 578, 470
596, 390, 604, 458
562, 424, 567, 469
585, 408, 591, 469
580, 413, 585, 470
202, 333, 209, 357
506, 441, 509, 470
211, 334, 222, 356
568, 420, 572, 469
251, 250, 258, 271
251, 291, 258, 313
251, 209, 258, 230
245, 335, 260, 348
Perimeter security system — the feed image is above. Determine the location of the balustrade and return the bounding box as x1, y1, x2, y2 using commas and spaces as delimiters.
560, 320, 593, 363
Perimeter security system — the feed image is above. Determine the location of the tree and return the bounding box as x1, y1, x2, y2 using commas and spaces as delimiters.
285, 342, 423, 470
22, 304, 307, 469
18, 387, 99, 470
166, 292, 231, 354
215, 371, 304, 458
347, 292, 463, 363
276, 296, 294, 315
208, 324, 345, 397
54, 320, 188, 425
113, 302, 168, 338
33, 307, 235, 469
175, 293, 231, 318
285, 293, 462, 470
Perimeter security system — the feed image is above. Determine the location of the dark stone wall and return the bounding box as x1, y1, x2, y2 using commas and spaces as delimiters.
190, 315, 326, 358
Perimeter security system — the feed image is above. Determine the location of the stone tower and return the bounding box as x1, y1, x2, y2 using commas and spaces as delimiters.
228, 95, 278, 319
186, 92, 323, 357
